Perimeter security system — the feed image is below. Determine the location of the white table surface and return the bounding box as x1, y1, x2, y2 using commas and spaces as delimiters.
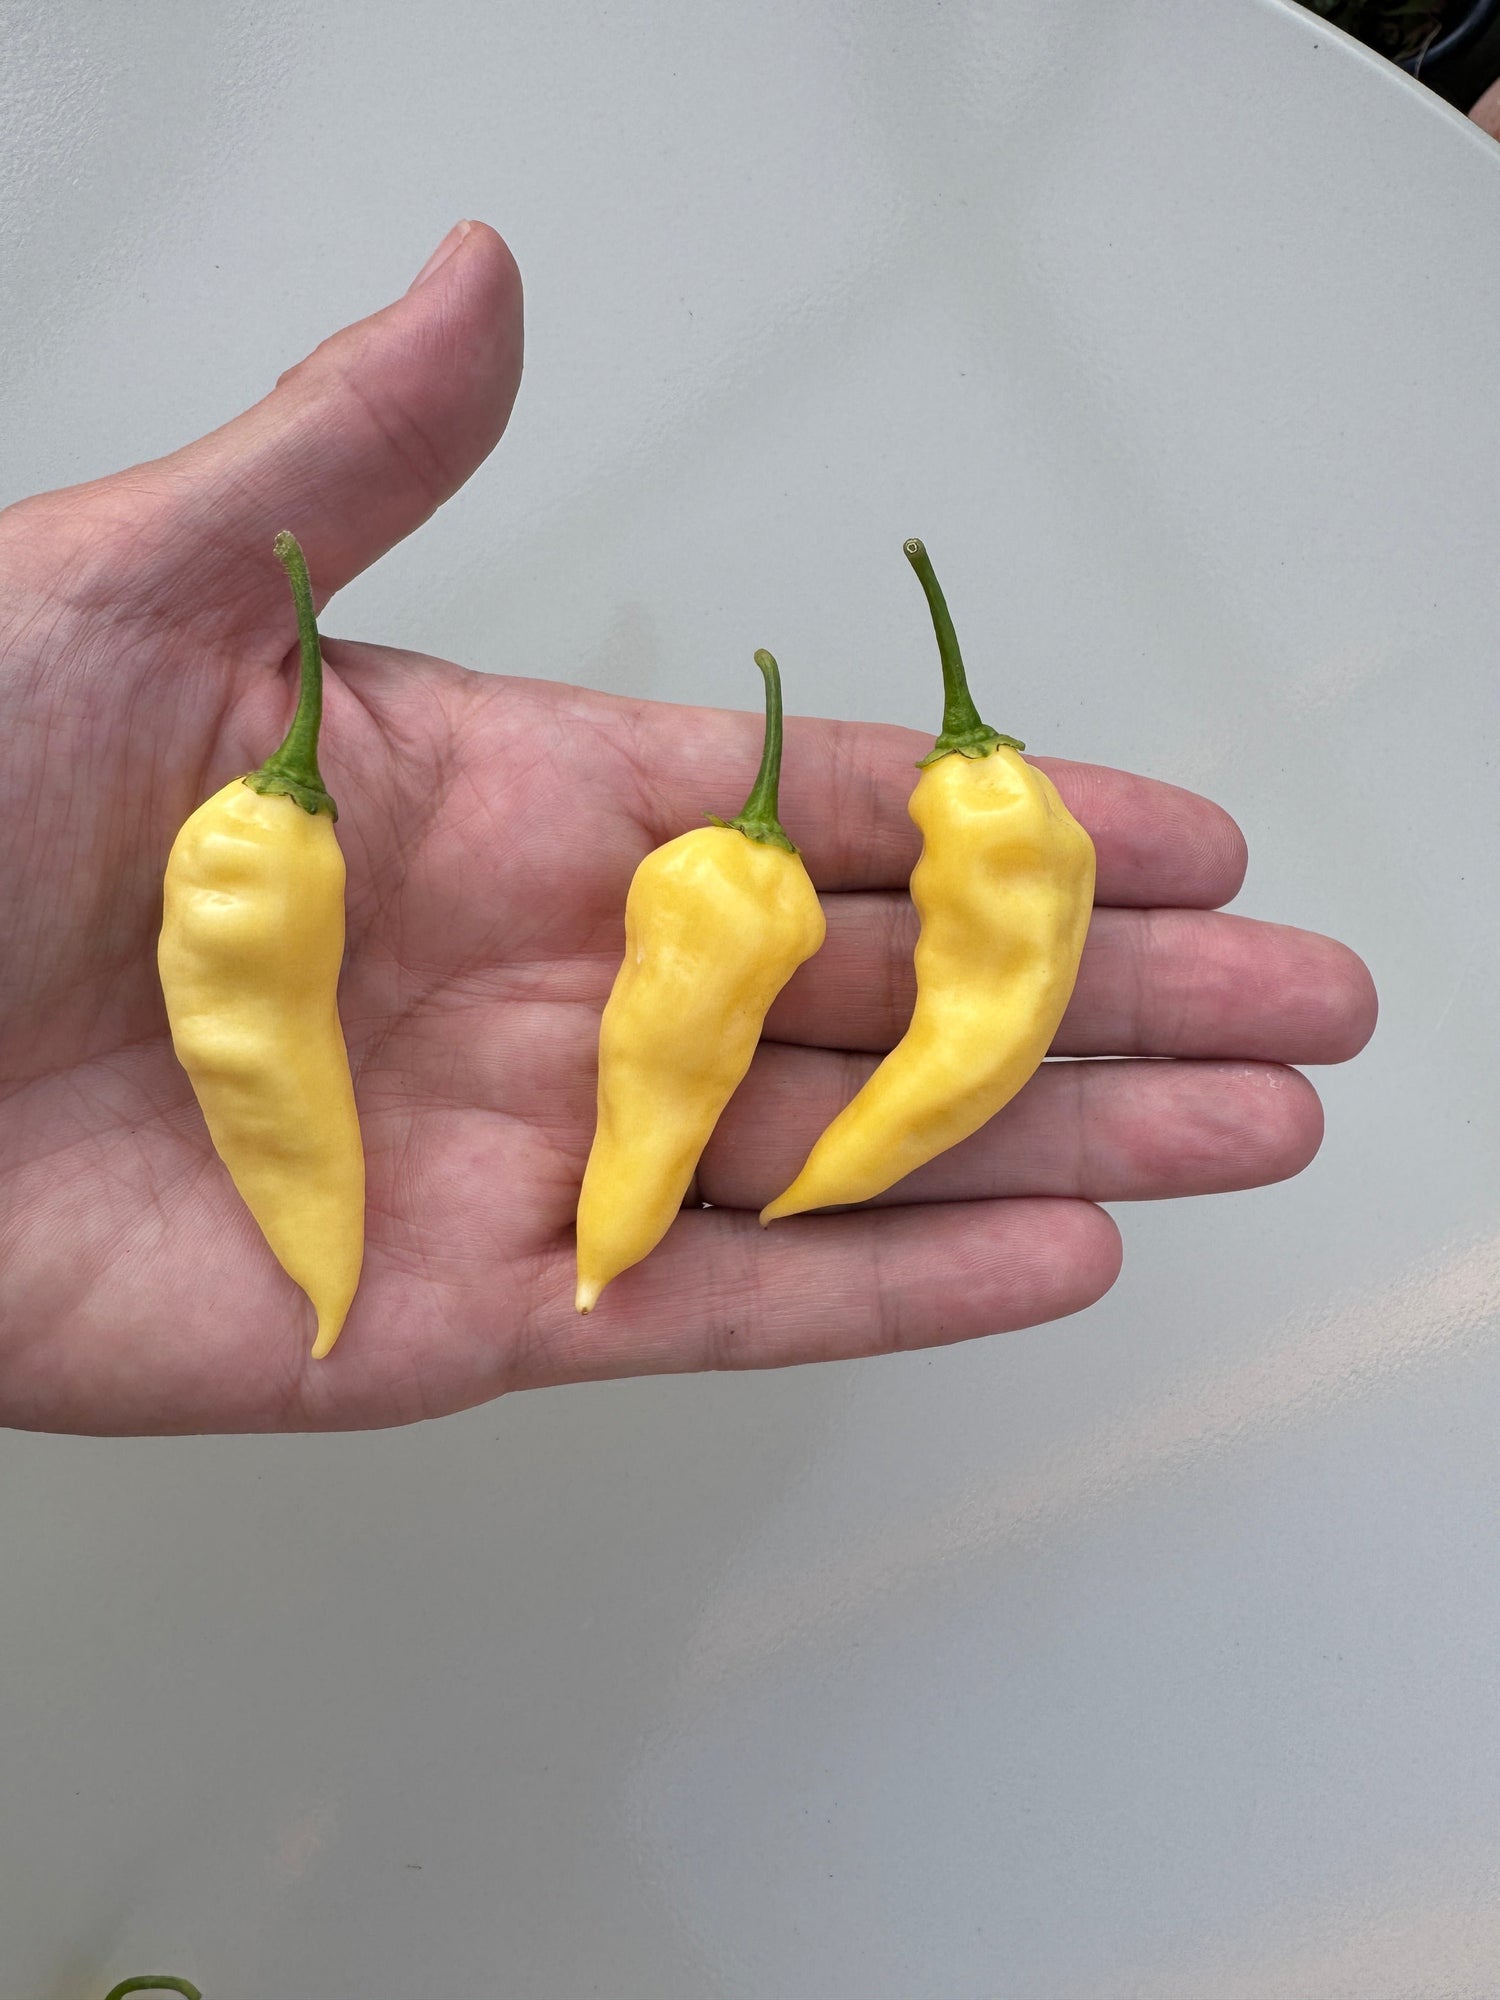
5, 2, 1500, 1994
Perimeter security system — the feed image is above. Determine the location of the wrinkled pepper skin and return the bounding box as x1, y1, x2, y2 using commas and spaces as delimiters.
762, 538, 1096, 1222
159, 779, 364, 1358
158, 532, 363, 1359
576, 652, 823, 1313
761, 745, 1093, 1219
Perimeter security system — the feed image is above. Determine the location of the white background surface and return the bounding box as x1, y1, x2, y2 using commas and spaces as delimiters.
4, 1, 1500, 1993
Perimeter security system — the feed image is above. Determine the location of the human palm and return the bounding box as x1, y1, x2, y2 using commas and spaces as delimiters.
0, 223, 1375, 1435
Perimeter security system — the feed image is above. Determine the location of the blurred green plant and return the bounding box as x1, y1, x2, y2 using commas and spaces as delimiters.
1298, 0, 1454, 61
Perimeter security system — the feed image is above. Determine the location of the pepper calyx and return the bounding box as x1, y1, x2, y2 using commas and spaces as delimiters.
243, 767, 338, 818
706, 809, 797, 853
919, 724, 1025, 767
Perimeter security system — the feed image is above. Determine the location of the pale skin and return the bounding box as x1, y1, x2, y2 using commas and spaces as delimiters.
0, 221, 1377, 1437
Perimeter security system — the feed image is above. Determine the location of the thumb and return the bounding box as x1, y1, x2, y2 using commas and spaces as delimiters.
58, 220, 523, 634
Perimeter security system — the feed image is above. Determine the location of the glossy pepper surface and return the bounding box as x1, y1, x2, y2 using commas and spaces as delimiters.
158, 534, 364, 1358
762, 540, 1095, 1222
576, 652, 825, 1312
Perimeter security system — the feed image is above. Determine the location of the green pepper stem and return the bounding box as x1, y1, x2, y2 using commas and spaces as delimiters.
708, 650, 797, 853
903, 537, 1023, 764
244, 531, 337, 818
103, 1980, 203, 2000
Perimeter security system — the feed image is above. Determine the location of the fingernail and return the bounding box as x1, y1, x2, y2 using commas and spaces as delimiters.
409, 220, 473, 292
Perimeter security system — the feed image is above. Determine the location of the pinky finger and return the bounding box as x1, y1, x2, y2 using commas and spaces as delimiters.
533, 1197, 1123, 1384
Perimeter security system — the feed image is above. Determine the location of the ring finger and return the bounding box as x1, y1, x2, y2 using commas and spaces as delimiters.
699, 1046, 1325, 1210
765, 900, 1377, 1063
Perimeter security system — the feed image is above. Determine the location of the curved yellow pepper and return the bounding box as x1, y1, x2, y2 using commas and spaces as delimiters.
762, 540, 1095, 1222
158, 534, 363, 1359
576, 652, 825, 1313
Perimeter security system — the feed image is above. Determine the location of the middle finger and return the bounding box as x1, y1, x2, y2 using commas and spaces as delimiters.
765, 898, 1376, 1064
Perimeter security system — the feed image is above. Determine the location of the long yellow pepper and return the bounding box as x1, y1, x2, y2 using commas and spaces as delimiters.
762, 540, 1095, 1221
576, 652, 824, 1312
158, 534, 363, 1358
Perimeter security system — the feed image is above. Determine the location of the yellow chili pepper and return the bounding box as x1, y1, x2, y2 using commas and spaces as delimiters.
576, 651, 825, 1313
158, 533, 363, 1359
762, 539, 1095, 1222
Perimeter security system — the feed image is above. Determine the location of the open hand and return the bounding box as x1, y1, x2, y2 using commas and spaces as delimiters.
0, 222, 1376, 1434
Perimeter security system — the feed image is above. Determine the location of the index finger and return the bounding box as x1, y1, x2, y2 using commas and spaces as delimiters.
632, 703, 1248, 908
